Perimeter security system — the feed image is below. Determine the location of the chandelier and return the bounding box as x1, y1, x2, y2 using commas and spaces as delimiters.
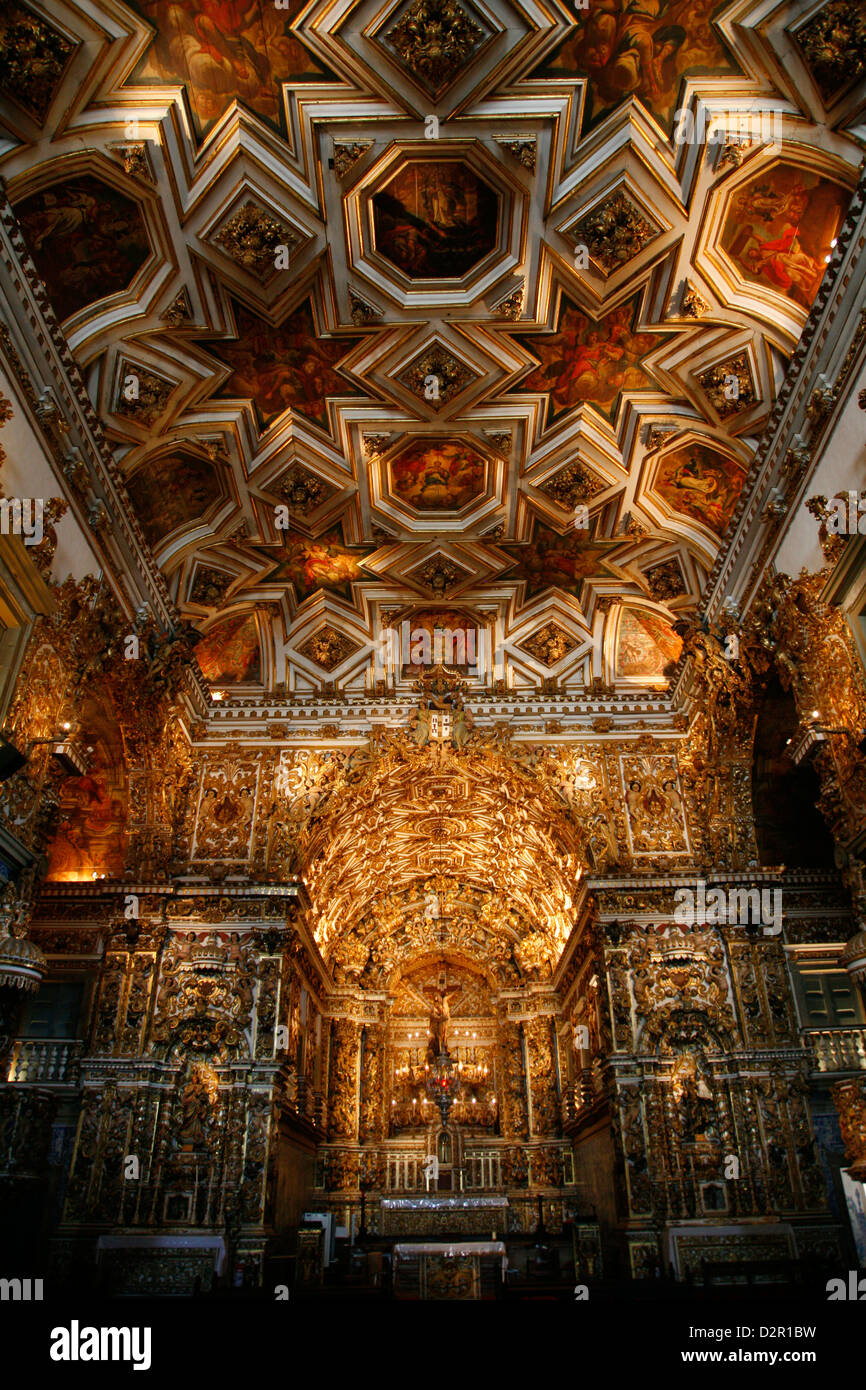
424, 1050, 461, 1122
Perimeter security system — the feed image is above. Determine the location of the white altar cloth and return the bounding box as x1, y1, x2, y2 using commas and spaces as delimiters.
393, 1240, 507, 1272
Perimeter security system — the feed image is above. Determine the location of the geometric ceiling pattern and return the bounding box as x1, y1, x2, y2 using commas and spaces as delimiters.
1, 0, 862, 695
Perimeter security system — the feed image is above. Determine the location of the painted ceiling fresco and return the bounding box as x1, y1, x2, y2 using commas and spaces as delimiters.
130, 0, 331, 138
654, 442, 747, 537
46, 738, 127, 881
511, 296, 665, 424
203, 300, 363, 431
616, 607, 683, 679
252, 529, 377, 601
394, 608, 478, 675
194, 612, 262, 685
3, 0, 860, 695
13, 176, 150, 321
720, 164, 851, 308
126, 453, 228, 549
45, 698, 127, 881
501, 526, 621, 598
389, 439, 487, 510
372, 161, 499, 278
531, 0, 739, 132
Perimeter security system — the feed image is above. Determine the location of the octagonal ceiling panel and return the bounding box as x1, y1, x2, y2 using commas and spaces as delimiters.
696, 150, 856, 343
125, 449, 234, 556
638, 434, 750, 555
374, 434, 501, 532
372, 159, 498, 277
346, 141, 526, 308
389, 437, 487, 511
12, 173, 153, 323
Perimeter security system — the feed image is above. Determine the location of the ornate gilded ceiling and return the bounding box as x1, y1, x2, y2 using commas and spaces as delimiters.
292, 732, 584, 953
1, 0, 863, 697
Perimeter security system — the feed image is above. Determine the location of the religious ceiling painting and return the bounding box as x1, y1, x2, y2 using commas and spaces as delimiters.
45, 731, 126, 882
203, 299, 362, 432
255, 527, 376, 600
511, 295, 664, 425
125, 452, 228, 549
654, 441, 747, 537
12, 176, 150, 321
615, 606, 682, 679
530, 0, 738, 133
388, 438, 487, 511
128, 0, 331, 139
720, 164, 851, 310
194, 612, 262, 686
392, 608, 480, 676
372, 160, 499, 278
501, 524, 620, 598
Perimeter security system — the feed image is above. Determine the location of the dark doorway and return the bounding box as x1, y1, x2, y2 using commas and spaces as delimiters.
751, 678, 836, 867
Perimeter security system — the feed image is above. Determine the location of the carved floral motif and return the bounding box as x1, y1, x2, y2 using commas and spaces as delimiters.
383, 0, 486, 94
571, 191, 658, 275
214, 202, 297, 280
397, 345, 477, 408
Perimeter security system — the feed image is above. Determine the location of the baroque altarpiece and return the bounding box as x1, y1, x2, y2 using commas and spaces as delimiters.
0, 0, 865, 1297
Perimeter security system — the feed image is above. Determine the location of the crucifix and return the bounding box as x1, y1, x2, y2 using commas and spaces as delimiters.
425, 968, 461, 1061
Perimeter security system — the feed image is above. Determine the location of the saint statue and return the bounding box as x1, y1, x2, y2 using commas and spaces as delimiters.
451, 703, 471, 749
177, 1069, 213, 1148
409, 703, 431, 746
672, 1055, 717, 1144
425, 981, 461, 1060
423, 890, 440, 920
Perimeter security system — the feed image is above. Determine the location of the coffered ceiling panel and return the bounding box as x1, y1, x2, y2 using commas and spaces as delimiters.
1, 0, 863, 696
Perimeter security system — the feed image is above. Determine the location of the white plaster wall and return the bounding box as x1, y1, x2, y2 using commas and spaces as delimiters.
776, 361, 866, 579
0, 366, 99, 584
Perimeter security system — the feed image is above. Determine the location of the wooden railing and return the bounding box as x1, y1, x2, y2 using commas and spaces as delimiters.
4, 1039, 82, 1084
804, 1027, 866, 1073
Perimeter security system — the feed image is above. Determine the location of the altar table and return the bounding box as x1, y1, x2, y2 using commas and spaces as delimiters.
393, 1240, 507, 1300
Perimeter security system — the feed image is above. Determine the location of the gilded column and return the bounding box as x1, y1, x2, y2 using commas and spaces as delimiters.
359, 1023, 385, 1142
328, 1017, 361, 1141
497, 1017, 528, 1139
524, 1013, 560, 1137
